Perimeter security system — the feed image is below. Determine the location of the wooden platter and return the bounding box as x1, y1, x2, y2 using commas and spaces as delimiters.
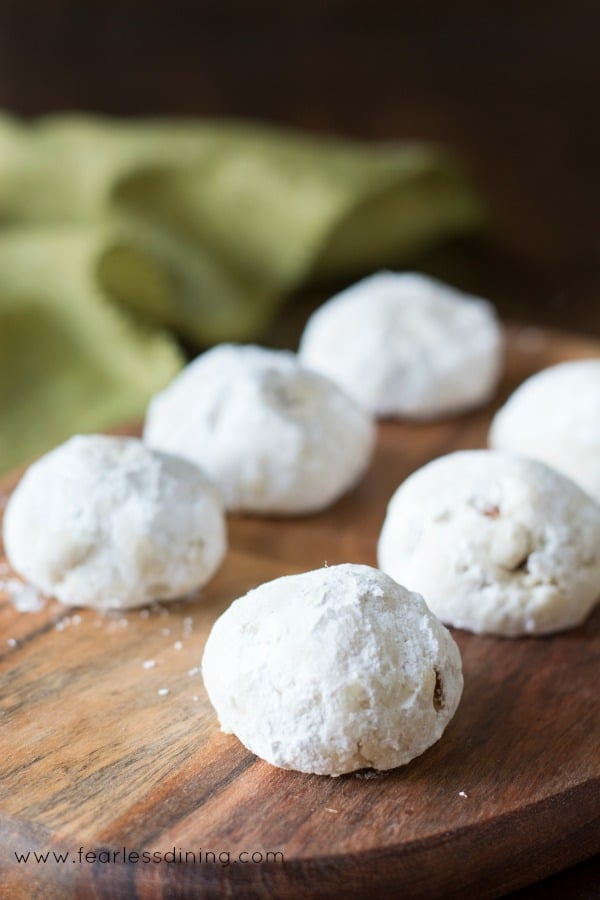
1, 324, 599, 900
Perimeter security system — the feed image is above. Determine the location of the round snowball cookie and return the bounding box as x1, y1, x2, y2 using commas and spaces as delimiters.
489, 358, 600, 503
298, 271, 503, 419
3, 435, 226, 610
378, 450, 600, 637
202, 563, 463, 776
143, 344, 375, 515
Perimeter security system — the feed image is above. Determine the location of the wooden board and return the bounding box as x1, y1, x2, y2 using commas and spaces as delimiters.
1, 324, 599, 900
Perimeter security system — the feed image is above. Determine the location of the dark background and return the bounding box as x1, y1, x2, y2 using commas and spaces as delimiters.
1, 4, 598, 896
1, 0, 599, 339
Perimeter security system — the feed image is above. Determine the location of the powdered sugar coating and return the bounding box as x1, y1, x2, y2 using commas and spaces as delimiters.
144, 344, 375, 514
202, 564, 463, 776
378, 450, 600, 636
3, 435, 226, 610
489, 358, 600, 502
298, 271, 503, 418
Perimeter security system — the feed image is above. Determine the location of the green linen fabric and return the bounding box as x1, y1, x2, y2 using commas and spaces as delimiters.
0, 114, 482, 473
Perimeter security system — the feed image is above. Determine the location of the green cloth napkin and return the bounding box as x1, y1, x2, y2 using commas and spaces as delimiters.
0, 114, 482, 474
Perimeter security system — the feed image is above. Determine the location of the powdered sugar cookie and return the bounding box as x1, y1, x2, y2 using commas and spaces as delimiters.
298, 271, 502, 418
489, 358, 600, 502
144, 344, 375, 514
3, 435, 226, 610
202, 563, 463, 776
378, 450, 600, 636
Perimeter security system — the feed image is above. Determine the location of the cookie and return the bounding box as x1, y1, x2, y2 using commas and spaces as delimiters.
298, 271, 502, 418
489, 358, 600, 502
3, 435, 226, 610
378, 450, 600, 636
202, 563, 463, 776
144, 344, 375, 514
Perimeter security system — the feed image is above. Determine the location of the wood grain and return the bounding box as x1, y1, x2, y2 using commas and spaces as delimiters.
1, 323, 599, 900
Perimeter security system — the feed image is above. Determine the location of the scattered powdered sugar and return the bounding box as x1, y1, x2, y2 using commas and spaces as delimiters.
3, 556, 205, 716
458, 790, 469, 798
0, 575, 46, 613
